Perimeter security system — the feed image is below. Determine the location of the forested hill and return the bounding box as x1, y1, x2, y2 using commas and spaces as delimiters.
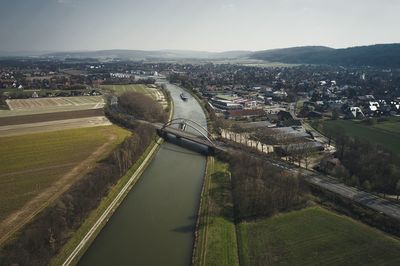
250, 44, 400, 68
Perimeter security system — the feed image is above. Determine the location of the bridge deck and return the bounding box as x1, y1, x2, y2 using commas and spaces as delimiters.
154, 123, 223, 151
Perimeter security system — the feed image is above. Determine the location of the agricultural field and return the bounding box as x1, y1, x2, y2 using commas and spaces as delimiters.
237, 207, 400, 266
0, 117, 112, 137
320, 118, 400, 154
193, 158, 239, 266
0, 109, 104, 126
0, 96, 104, 117
0, 125, 130, 243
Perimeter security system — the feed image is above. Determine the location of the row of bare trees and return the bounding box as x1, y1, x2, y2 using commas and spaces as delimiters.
327, 126, 400, 196
0, 124, 155, 265
119, 91, 167, 123
217, 152, 309, 220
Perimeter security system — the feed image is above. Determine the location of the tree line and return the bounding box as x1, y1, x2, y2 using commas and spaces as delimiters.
0, 92, 7, 109
118, 91, 167, 123
217, 152, 309, 221
0, 124, 155, 265
326, 126, 400, 197
103, 77, 156, 85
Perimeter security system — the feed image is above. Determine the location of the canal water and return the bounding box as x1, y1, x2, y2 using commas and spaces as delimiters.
78, 83, 207, 266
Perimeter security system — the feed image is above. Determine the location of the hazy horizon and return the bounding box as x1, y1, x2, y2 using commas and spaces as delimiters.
1, 0, 400, 53
2, 42, 400, 54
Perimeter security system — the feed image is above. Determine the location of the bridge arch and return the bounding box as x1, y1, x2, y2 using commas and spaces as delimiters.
162, 118, 215, 147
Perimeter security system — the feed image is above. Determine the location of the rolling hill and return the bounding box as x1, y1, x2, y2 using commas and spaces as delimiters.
250, 43, 400, 67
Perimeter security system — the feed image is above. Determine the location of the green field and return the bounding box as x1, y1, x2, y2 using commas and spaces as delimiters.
100, 84, 157, 98
0, 126, 130, 221
321, 118, 400, 153
374, 117, 400, 133
237, 207, 400, 266
193, 158, 239, 266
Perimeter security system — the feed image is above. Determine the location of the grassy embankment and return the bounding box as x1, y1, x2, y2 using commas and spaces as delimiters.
194, 157, 400, 266
193, 157, 239, 266
237, 207, 400, 266
0, 125, 129, 221
316, 118, 400, 154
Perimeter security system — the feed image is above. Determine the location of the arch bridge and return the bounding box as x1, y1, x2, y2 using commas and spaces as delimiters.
154, 118, 221, 154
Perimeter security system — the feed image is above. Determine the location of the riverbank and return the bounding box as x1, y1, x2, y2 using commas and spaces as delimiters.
51, 90, 174, 265
191, 156, 213, 265
192, 157, 239, 266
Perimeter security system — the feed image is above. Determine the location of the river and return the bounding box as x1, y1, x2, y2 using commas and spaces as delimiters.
78, 83, 207, 266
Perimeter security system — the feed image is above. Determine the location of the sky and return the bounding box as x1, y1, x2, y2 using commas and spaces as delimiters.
0, 0, 399, 52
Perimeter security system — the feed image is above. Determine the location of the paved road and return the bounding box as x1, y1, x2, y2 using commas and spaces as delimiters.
304, 172, 400, 221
